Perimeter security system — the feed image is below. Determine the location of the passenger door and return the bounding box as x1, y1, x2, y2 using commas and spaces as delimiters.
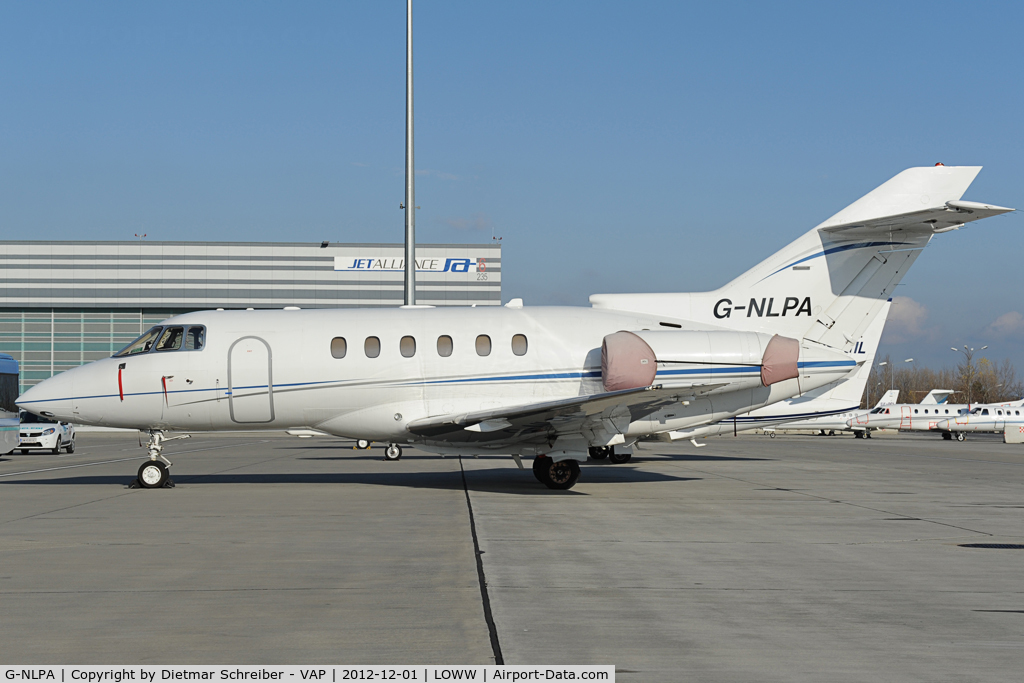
228, 336, 275, 423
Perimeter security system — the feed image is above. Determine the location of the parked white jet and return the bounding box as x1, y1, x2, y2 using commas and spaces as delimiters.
934, 404, 1024, 439
17, 165, 1012, 489
852, 396, 1024, 440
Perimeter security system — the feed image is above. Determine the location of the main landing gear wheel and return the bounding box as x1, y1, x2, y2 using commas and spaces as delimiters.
942, 432, 952, 440
854, 431, 864, 439
534, 457, 580, 490
356, 439, 371, 450
588, 446, 610, 460
955, 432, 966, 442
607, 448, 632, 465
532, 455, 548, 482
384, 443, 403, 460
137, 460, 169, 489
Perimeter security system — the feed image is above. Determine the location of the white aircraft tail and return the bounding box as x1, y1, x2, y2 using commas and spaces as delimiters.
921, 389, 955, 405
874, 389, 900, 408
591, 166, 1012, 355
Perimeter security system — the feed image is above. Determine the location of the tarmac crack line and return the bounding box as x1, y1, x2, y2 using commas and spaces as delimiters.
658, 460, 994, 537
459, 455, 504, 666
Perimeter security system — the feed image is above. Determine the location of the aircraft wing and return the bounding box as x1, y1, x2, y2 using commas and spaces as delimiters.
406, 383, 726, 445
819, 201, 1013, 238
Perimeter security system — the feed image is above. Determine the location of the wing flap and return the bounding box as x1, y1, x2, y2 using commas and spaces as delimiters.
407, 385, 700, 444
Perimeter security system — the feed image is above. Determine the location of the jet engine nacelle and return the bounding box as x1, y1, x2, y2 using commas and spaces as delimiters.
602, 329, 853, 395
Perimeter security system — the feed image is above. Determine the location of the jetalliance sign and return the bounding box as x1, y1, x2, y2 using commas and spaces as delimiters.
334, 256, 490, 273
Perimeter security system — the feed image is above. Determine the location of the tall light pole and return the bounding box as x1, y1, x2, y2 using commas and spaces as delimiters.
878, 361, 892, 394
403, 0, 416, 306
904, 358, 915, 401
952, 345, 988, 406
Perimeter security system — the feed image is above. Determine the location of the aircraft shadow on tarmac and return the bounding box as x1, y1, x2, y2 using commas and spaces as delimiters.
0, 466, 698, 494
641, 453, 772, 462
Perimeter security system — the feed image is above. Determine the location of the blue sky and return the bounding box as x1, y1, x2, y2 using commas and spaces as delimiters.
1, 1, 1021, 370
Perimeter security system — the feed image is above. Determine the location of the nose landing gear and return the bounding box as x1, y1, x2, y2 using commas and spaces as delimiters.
130, 430, 190, 489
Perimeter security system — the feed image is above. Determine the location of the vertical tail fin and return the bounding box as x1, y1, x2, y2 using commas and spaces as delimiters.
591, 166, 1012, 353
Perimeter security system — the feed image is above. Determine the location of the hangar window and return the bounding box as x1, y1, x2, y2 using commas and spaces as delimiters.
331, 337, 347, 359
511, 334, 528, 356
155, 327, 185, 352
400, 336, 416, 358
365, 336, 381, 358
185, 326, 205, 351
115, 327, 162, 357
476, 335, 491, 356
437, 335, 453, 357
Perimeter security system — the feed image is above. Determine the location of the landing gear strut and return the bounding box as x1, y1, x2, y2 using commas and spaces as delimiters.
532, 455, 581, 490
131, 430, 189, 489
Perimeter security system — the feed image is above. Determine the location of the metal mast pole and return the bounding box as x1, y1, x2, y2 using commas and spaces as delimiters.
403, 0, 415, 305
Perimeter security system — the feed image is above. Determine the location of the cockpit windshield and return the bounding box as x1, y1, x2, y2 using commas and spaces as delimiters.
155, 327, 184, 351
114, 325, 206, 357
115, 327, 162, 357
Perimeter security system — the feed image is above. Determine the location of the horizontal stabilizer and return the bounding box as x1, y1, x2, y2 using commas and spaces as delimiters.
819, 201, 1013, 238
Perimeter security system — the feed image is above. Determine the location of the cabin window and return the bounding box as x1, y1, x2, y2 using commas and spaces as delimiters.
400, 336, 416, 358
365, 336, 381, 358
115, 327, 162, 357
511, 334, 528, 356
924, 409, 928, 414
476, 335, 491, 356
331, 337, 347, 359
155, 327, 185, 352
185, 326, 206, 350
914, 409, 918, 414
982, 409, 990, 415
1016, 411, 1020, 416
998, 410, 1003, 415
437, 335, 453, 357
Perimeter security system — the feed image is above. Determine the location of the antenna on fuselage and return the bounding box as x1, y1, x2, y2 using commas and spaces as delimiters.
403, 0, 416, 306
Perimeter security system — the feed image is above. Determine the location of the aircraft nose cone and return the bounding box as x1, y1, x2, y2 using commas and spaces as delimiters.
16, 371, 74, 421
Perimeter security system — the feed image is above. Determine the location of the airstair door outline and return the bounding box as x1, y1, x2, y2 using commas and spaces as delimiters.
228, 336, 274, 424
900, 406, 912, 429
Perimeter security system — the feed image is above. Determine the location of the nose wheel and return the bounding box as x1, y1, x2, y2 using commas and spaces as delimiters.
384, 443, 403, 460
137, 460, 170, 488
129, 430, 189, 489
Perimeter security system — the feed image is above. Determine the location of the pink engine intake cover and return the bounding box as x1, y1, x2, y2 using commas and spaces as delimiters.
760, 334, 800, 386
602, 331, 657, 391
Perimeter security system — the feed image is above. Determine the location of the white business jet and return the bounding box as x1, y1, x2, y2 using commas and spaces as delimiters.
933, 404, 1024, 439
17, 165, 1012, 489
849, 393, 1024, 440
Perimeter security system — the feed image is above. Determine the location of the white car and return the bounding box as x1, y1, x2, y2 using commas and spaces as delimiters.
19, 411, 75, 454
